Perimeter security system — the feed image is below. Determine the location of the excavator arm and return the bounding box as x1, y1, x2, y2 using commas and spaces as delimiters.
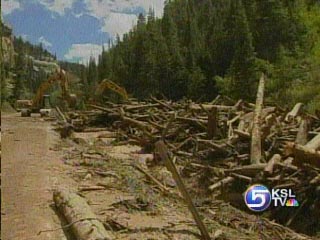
20, 68, 76, 117
32, 69, 75, 109
95, 79, 128, 100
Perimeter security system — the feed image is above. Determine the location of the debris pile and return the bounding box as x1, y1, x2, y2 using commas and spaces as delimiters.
60, 75, 320, 236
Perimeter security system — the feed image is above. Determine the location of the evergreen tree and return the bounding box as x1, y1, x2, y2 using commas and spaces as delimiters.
227, 0, 258, 100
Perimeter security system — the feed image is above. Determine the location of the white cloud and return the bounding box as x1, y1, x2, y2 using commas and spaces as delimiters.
64, 43, 108, 64
38, 36, 52, 48
2, 0, 21, 15
38, 0, 76, 15
83, 0, 165, 37
102, 13, 137, 37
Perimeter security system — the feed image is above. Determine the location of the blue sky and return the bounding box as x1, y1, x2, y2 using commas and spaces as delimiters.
2, 0, 165, 64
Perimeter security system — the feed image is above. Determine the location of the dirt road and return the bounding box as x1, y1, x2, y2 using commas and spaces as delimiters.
1, 113, 74, 240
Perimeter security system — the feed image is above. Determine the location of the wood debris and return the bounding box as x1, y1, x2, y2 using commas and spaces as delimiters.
58, 82, 320, 236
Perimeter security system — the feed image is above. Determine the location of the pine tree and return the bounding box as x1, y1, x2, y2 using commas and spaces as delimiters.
87, 57, 98, 94
227, 0, 258, 100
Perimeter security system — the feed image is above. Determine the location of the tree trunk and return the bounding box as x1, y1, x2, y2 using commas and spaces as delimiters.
250, 74, 265, 164
53, 188, 113, 240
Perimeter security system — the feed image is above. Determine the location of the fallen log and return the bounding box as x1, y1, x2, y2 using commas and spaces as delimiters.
285, 103, 304, 122
288, 143, 320, 167
78, 186, 106, 192
224, 164, 267, 176
132, 163, 170, 193
155, 141, 212, 240
56, 106, 68, 123
189, 103, 235, 111
295, 119, 309, 145
53, 188, 113, 240
305, 133, 320, 150
264, 154, 281, 175
209, 176, 235, 191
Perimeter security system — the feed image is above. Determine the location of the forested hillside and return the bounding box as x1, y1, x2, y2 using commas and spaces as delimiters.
90, 0, 320, 111
1, 20, 60, 103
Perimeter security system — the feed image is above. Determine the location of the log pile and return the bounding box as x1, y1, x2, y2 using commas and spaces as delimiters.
61, 77, 320, 235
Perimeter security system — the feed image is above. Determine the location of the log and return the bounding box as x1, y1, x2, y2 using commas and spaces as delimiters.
56, 106, 68, 123
295, 119, 309, 145
264, 154, 281, 175
189, 103, 235, 111
224, 164, 267, 177
132, 163, 170, 193
250, 74, 265, 164
87, 104, 118, 115
155, 141, 211, 240
150, 96, 174, 111
233, 129, 250, 139
292, 143, 320, 167
78, 186, 106, 192
209, 176, 235, 191
285, 103, 304, 122
53, 188, 113, 240
207, 107, 218, 139
305, 133, 320, 150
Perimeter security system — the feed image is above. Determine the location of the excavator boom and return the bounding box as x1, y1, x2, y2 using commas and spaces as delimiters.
95, 79, 128, 100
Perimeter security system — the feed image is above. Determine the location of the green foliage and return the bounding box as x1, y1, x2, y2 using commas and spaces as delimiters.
91, 0, 319, 108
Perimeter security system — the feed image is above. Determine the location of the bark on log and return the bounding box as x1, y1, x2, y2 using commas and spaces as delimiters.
53, 188, 113, 240
250, 74, 265, 164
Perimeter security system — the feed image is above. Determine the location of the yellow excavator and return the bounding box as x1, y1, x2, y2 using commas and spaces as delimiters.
94, 79, 128, 101
18, 69, 76, 117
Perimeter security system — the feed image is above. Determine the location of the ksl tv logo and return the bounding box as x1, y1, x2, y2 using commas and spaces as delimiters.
244, 184, 299, 212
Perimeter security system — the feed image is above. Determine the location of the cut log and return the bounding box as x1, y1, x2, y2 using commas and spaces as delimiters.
305, 133, 320, 150
233, 129, 250, 139
250, 74, 265, 164
295, 119, 309, 145
53, 188, 113, 240
189, 103, 235, 111
285, 103, 304, 122
209, 176, 235, 191
287, 142, 320, 167
264, 154, 281, 175
294, 144, 320, 167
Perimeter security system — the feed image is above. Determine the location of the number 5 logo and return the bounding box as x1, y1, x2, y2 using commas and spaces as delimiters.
244, 185, 271, 212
